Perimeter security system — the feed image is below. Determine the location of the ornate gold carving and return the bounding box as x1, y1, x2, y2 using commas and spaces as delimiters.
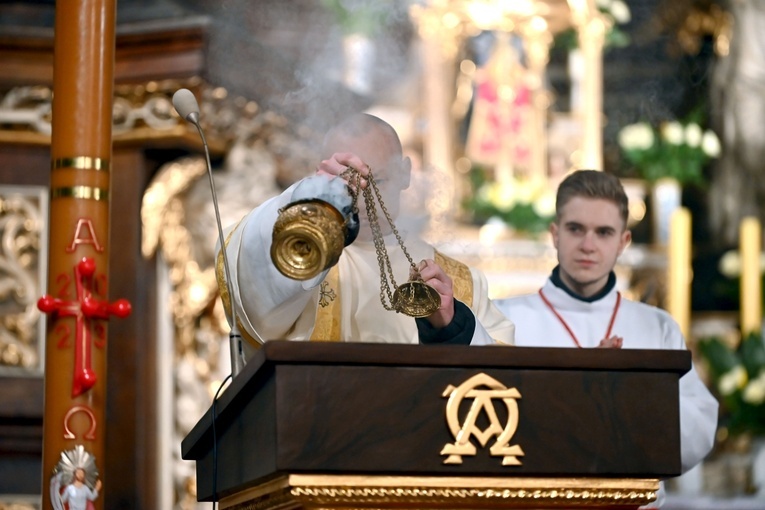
0, 496, 40, 510
220, 474, 660, 509
0, 79, 314, 157
441, 373, 524, 465
0, 186, 47, 371
271, 200, 347, 280
392, 280, 442, 318
0, 86, 52, 138
410, 1, 569, 59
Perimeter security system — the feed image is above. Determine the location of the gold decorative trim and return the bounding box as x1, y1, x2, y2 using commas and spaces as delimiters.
51, 186, 109, 202
220, 475, 659, 509
52, 157, 110, 171
216, 219, 261, 347
441, 373, 524, 466
0, 185, 47, 372
271, 200, 346, 281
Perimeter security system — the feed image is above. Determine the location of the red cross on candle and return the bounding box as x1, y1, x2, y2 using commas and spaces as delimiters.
38, 257, 131, 397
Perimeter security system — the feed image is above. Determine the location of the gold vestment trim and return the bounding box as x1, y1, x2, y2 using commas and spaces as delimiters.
310, 265, 341, 341
52, 157, 110, 171
435, 250, 473, 306
310, 251, 474, 341
51, 186, 109, 202
216, 218, 260, 347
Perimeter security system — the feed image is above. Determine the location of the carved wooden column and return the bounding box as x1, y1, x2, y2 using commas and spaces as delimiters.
38, 1, 130, 509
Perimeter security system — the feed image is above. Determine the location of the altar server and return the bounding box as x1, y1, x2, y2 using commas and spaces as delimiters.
495, 170, 718, 508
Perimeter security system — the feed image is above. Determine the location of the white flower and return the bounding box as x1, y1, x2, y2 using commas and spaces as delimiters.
609, 0, 631, 24
486, 181, 517, 211
533, 191, 557, 218
514, 177, 545, 205
718, 365, 748, 396
742, 372, 765, 405
477, 183, 493, 203
719, 250, 741, 277
618, 123, 654, 151
684, 123, 703, 148
661, 121, 684, 145
717, 250, 765, 278
702, 130, 721, 157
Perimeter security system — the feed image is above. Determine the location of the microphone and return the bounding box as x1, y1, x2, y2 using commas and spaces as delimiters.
172, 88, 253, 378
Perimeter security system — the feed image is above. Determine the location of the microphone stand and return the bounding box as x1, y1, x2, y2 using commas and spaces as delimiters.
188, 111, 245, 378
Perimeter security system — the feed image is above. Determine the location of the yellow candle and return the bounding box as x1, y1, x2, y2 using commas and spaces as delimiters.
740, 217, 762, 336
668, 208, 691, 339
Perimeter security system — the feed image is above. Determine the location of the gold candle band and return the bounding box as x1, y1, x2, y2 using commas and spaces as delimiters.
52, 157, 110, 171
51, 186, 109, 202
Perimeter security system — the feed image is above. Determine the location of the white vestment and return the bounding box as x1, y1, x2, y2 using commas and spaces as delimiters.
495, 278, 718, 509
222, 181, 515, 348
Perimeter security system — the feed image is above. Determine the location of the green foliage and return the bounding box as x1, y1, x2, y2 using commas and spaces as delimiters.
698, 333, 765, 437
463, 166, 555, 234
618, 119, 720, 186
321, 0, 391, 36
553, 25, 630, 53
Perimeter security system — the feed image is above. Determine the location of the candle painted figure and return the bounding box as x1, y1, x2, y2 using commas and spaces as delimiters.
494, 170, 718, 509
51, 464, 102, 510
61, 467, 101, 510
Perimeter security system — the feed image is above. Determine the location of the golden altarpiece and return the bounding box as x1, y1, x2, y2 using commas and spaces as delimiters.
407, 0, 661, 302
0, 1, 671, 509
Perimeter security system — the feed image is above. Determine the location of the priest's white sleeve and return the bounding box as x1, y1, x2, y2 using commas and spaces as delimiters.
468, 267, 515, 346
221, 183, 326, 342
468, 320, 501, 345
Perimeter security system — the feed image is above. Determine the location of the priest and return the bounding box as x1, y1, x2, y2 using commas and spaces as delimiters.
217, 113, 515, 352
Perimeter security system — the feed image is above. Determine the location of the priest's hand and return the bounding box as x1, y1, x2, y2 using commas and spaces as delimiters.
317, 152, 370, 189
415, 259, 455, 329
598, 335, 623, 348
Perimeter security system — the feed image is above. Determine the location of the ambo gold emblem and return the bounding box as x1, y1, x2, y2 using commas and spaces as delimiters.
440, 373, 524, 466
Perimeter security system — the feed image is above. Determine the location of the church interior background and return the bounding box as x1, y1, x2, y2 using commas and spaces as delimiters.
1, 0, 765, 508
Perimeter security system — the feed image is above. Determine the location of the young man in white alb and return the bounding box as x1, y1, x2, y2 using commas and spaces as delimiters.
495, 169, 718, 508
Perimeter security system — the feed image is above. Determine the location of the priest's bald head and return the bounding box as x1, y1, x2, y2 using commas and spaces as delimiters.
320, 113, 412, 240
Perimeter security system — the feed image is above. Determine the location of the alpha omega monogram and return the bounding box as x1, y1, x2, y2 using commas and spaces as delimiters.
440, 373, 524, 466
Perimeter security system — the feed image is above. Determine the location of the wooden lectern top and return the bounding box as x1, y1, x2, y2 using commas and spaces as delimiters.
182, 341, 689, 503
